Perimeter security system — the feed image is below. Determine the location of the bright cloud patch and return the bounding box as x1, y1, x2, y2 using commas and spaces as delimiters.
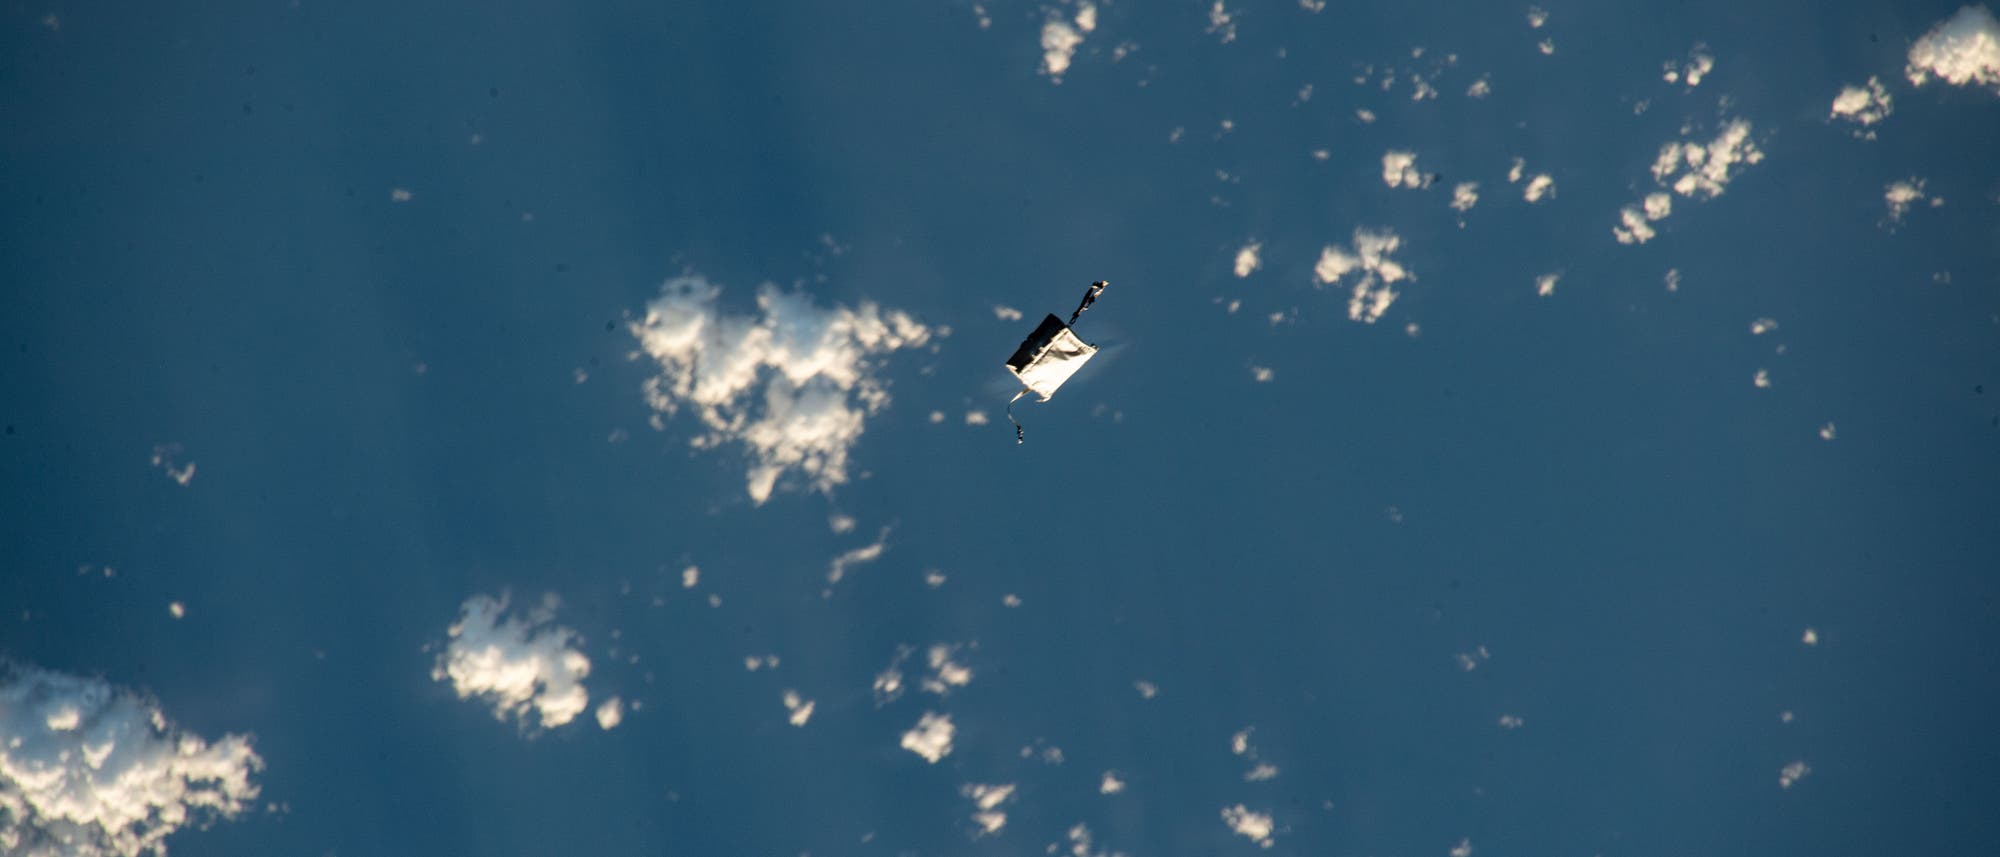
1534, 272, 1562, 297
827, 527, 890, 584
1041, 19, 1084, 82
0, 664, 264, 857
431, 592, 593, 729
1662, 44, 1715, 86
1907, 5, 2000, 92
961, 783, 1016, 836
1830, 77, 1893, 135
1314, 228, 1412, 324
1522, 174, 1555, 202
901, 712, 955, 763
1613, 192, 1673, 244
1884, 178, 1939, 224
1381, 150, 1429, 188
1221, 804, 1276, 847
1450, 182, 1479, 213
1651, 119, 1765, 199
1234, 241, 1263, 277
630, 275, 931, 505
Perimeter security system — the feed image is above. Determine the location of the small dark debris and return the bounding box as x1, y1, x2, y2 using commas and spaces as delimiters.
5, 425, 14, 435
605, 320, 616, 331
241, 102, 253, 114
1976, 384, 1984, 394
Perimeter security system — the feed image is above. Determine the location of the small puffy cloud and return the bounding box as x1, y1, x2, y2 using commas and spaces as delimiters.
1466, 76, 1492, 98
1314, 228, 1412, 325
1250, 366, 1274, 383
431, 592, 593, 730
1613, 192, 1673, 244
1074, 2, 1097, 33
964, 410, 990, 426
629, 275, 931, 506
1651, 119, 1764, 199
1802, 628, 1820, 646
1906, 5, 2000, 91
0, 664, 264, 857
1456, 645, 1491, 671
1382, 150, 1429, 189
1244, 763, 1280, 781
992, 305, 1024, 322
1754, 368, 1772, 388
1538, 38, 1556, 55
1041, 18, 1084, 82
1221, 804, 1276, 848
961, 783, 1016, 836
167, 601, 186, 620
1751, 317, 1779, 335
595, 696, 625, 730
1522, 174, 1556, 202
1134, 680, 1158, 699
1233, 241, 1263, 277
1818, 422, 1837, 441
900, 712, 956, 763
1527, 6, 1548, 28
827, 527, 890, 584
1207, 2, 1237, 44
1779, 760, 1811, 788
149, 443, 195, 486
390, 187, 414, 202
1535, 272, 1561, 297
1830, 77, 1893, 135
1450, 837, 1475, 857
1662, 44, 1715, 86
680, 565, 699, 588
922, 644, 974, 695
1099, 770, 1126, 793
1507, 157, 1526, 183
1884, 178, 1939, 225
1498, 714, 1525, 729
1450, 182, 1479, 213
782, 690, 815, 726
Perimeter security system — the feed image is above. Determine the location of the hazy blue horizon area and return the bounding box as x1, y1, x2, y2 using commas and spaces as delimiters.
3, 1, 1997, 855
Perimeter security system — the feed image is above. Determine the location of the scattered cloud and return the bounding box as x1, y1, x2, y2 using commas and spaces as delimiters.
1498, 714, 1525, 729
1450, 182, 1479, 213
595, 696, 625, 730
1134, 680, 1158, 699
680, 565, 700, 588
1508, 157, 1526, 183
964, 410, 990, 426
1451, 837, 1475, 857
1664, 268, 1683, 292
167, 601, 186, 620
1244, 763, 1280, 781
1523, 174, 1556, 202
1751, 317, 1779, 335
1884, 178, 1941, 225
1906, 5, 2000, 92
0, 664, 264, 857
782, 690, 815, 726
1041, 17, 1085, 83
1802, 628, 1820, 646
1221, 804, 1276, 848
1818, 422, 1837, 441
431, 592, 594, 730
1466, 75, 1492, 98
1207, 2, 1237, 44
1250, 366, 1275, 383
1456, 645, 1491, 671
1754, 369, 1772, 388
1234, 241, 1263, 277
1613, 193, 1673, 244
1779, 760, 1811, 788
149, 443, 195, 486
629, 275, 931, 506
1661, 44, 1715, 86
961, 783, 1016, 836
993, 305, 1024, 322
1314, 228, 1412, 325
1099, 771, 1126, 794
1527, 6, 1548, 28
901, 712, 956, 763
1650, 119, 1764, 199
922, 644, 974, 695
826, 527, 890, 584
1830, 77, 1893, 136
390, 187, 414, 202
1538, 38, 1556, 55
1382, 150, 1430, 189
1535, 272, 1561, 297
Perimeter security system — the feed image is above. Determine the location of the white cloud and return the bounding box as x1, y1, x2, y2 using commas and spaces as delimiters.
1041, 19, 1084, 83
922, 644, 974, 694
1498, 714, 1525, 729
1314, 228, 1412, 325
1450, 182, 1479, 213
1802, 628, 1820, 645
1450, 837, 1474, 857
1884, 178, 1936, 224
1523, 174, 1555, 202
1066, 823, 1125, 857
1664, 268, 1682, 292
964, 410, 989, 426
1507, 157, 1526, 183
1779, 760, 1811, 788
1907, 5, 2000, 91
1250, 366, 1274, 383
1613, 193, 1672, 244
148, 443, 195, 486
961, 783, 1016, 836
826, 527, 890, 584
1818, 422, 1837, 441
595, 696, 625, 730
166, 601, 185, 620
1234, 241, 1263, 277
1244, 763, 1280, 781
901, 712, 955, 763
1651, 119, 1764, 199
1382, 150, 1429, 188
629, 275, 931, 506
1301, 0, 1326, 12
0, 664, 264, 857
1538, 38, 1556, 55
1221, 804, 1276, 848
1662, 44, 1715, 86
1466, 76, 1492, 98
431, 592, 593, 729
1099, 770, 1126, 793
1134, 680, 1158, 699
782, 690, 815, 726
992, 305, 1023, 322
1535, 272, 1561, 297
1207, 2, 1237, 44
1830, 77, 1893, 135
1527, 6, 1548, 28
1751, 317, 1779, 335
1074, 2, 1098, 33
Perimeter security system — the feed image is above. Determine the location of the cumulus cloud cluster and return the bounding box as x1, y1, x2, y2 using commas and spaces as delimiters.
1884, 178, 1941, 225
901, 712, 956, 763
1830, 77, 1894, 135
1612, 193, 1673, 244
1221, 804, 1275, 847
1907, 5, 2000, 92
1314, 228, 1411, 324
1651, 120, 1764, 198
1381, 151, 1430, 189
1661, 44, 1715, 87
431, 592, 596, 730
629, 275, 931, 506
1233, 241, 1262, 277
961, 783, 1015, 835
0, 664, 263, 857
